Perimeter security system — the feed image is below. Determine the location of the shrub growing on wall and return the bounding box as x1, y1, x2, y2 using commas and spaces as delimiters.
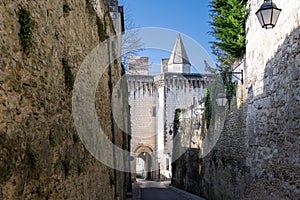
173, 109, 182, 137
204, 89, 212, 129
18, 8, 33, 54
62, 58, 74, 91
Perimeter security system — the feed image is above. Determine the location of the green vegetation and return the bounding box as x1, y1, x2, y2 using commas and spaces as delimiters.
209, 0, 247, 59
72, 133, 79, 144
85, 0, 94, 14
26, 148, 37, 169
221, 71, 236, 108
209, 0, 247, 105
63, 4, 71, 14
18, 8, 33, 54
62, 158, 70, 176
109, 173, 115, 185
173, 109, 182, 136
49, 132, 56, 147
114, 59, 118, 65
96, 16, 106, 42
36, 185, 43, 195
122, 143, 128, 150
204, 89, 212, 129
77, 164, 84, 175
62, 58, 74, 91
136, 174, 143, 179
36, 185, 50, 199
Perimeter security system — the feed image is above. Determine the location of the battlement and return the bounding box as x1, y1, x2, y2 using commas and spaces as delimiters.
127, 73, 215, 94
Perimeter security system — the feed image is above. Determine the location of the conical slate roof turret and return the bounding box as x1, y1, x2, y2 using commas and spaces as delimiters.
168, 33, 191, 65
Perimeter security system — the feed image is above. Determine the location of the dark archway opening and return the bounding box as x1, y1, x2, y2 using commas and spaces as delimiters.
136, 152, 152, 180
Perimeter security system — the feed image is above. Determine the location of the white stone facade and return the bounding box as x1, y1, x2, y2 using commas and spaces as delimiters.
128, 35, 214, 180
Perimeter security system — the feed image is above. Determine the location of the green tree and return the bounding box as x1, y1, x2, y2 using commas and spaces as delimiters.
209, 0, 247, 106
209, 0, 247, 59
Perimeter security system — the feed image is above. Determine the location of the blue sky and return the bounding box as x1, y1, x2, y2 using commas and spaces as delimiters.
122, 0, 216, 73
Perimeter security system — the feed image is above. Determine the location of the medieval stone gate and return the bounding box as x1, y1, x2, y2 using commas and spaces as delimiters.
128, 34, 213, 180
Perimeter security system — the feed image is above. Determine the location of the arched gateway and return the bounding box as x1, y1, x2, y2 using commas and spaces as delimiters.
132, 145, 154, 181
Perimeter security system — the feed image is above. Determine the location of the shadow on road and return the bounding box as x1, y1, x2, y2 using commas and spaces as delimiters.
128, 180, 206, 200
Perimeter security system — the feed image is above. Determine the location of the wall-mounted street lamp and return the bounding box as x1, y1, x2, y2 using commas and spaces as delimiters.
168, 119, 184, 136
216, 93, 228, 106
256, 0, 282, 29
169, 123, 184, 135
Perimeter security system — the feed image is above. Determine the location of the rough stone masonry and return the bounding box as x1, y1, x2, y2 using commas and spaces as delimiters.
0, 0, 130, 199
172, 0, 300, 199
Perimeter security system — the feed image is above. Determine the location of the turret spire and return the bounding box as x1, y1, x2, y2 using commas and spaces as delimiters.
168, 33, 191, 65
167, 33, 191, 73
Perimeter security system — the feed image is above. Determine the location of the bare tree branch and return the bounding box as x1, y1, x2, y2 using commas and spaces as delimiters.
119, 0, 144, 72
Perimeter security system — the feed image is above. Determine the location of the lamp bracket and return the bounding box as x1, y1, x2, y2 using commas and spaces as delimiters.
231, 70, 243, 84
221, 70, 243, 84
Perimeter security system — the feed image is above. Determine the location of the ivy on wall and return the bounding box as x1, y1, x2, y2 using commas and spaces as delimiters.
204, 89, 212, 129
26, 147, 37, 169
173, 108, 182, 137
62, 58, 74, 91
96, 16, 107, 42
221, 70, 236, 108
18, 8, 33, 54
62, 157, 70, 176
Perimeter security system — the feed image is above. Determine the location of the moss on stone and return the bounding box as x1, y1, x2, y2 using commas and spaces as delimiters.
63, 4, 71, 15
96, 16, 106, 42
173, 108, 182, 136
26, 147, 37, 169
18, 8, 33, 54
85, 0, 94, 14
220, 71, 236, 108
109, 173, 115, 185
62, 157, 70, 176
77, 164, 84, 175
62, 58, 74, 91
72, 133, 79, 144
204, 89, 212, 129
49, 132, 56, 147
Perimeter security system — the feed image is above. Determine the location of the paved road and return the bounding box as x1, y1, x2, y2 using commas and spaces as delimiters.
137, 180, 205, 200
142, 187, 184, 200
140, 181, 181, 200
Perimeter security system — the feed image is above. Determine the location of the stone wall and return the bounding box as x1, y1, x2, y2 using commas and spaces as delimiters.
199, 95, 248, 200
244, 0, 300, 199
172, 1, 300, 199
171, 75, 247, 199
0, 0, 130, 199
